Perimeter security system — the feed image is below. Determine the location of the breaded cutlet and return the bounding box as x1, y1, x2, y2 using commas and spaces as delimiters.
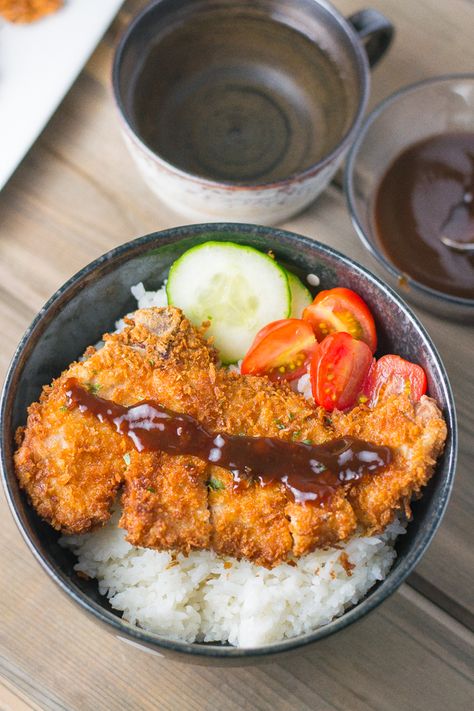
15, 307, 447, 567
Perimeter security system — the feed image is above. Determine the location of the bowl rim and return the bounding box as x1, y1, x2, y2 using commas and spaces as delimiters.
344, 72, 474, 308
111, 0, 371, 190
0, 223, 457, 660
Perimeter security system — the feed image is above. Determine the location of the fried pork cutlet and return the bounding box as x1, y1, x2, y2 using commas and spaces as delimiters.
14, 307, 447, 567
0, 0, 62, 24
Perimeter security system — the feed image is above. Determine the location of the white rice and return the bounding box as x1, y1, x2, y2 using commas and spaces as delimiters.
60, 280, 406, 648
62, 512, 405, 647
131, 281, 168, 310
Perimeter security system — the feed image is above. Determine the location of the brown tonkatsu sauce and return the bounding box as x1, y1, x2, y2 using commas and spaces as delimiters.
374, 132, 474, 299
65, 379, 392, 506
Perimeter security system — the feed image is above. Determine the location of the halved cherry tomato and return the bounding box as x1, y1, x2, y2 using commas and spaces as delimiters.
358, 357, 376, 405
241, 319, 317, 382
303, 287, 377, 353
368, 354, 427, 405
310, 332, 373, 411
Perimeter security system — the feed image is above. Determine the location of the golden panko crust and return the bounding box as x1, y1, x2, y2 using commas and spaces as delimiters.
14, 307, 447, 567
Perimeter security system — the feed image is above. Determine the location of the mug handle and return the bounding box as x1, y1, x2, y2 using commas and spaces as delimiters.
347, 9, 394, 68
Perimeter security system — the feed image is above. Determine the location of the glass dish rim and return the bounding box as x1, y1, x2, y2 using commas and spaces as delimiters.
344, 72, 474, 308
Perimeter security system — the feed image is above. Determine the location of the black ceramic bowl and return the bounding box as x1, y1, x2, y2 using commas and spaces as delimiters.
0, 224, 456, 665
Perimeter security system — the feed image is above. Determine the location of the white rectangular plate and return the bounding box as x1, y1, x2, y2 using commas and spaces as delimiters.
0, 0, 124, 190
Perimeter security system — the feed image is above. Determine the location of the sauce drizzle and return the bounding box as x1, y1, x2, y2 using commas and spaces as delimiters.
65, 379, 392, 505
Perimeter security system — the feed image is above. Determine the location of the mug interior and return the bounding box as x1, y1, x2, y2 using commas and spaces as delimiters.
1, 225, 456, 661
114, 0, 366, 185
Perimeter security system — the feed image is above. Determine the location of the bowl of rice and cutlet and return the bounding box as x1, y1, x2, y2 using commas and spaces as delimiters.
0, 224, 456, 663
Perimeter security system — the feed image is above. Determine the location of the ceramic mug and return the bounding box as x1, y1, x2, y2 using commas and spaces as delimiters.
112, 0, 393, 224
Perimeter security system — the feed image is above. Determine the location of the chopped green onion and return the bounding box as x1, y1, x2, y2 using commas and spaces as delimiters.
207, 477, 225, 491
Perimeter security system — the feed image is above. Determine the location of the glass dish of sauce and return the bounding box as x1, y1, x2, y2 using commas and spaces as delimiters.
374, 132, 474, 300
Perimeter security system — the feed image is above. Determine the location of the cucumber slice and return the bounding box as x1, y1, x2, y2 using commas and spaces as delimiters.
286, 270, 313, 318
167, 241, 291, 363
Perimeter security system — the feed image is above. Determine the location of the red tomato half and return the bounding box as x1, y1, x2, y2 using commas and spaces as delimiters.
303, 287, 377, 353
368, 354, 427, 405
241, 319, 317, 382
310, 332, 373, 411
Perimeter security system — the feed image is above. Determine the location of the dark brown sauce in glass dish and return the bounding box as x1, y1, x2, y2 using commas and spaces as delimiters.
374, 132, 474, 301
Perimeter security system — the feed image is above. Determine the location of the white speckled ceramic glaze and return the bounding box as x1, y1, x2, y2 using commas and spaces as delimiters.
121, 125, 341, 224
112, 1, 393, 224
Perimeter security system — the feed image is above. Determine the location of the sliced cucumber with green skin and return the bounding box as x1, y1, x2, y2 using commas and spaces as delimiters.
167, 241, 291, 363
286, 270, 313, 318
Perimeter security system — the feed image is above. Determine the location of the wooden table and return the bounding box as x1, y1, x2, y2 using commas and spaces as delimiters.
1, 1, 473, 708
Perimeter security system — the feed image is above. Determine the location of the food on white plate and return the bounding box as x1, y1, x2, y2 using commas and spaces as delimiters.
14, 242, 447, 647
0, 0, 62, 23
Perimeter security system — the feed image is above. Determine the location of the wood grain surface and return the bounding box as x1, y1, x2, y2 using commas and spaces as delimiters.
1, 1, 473, 709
